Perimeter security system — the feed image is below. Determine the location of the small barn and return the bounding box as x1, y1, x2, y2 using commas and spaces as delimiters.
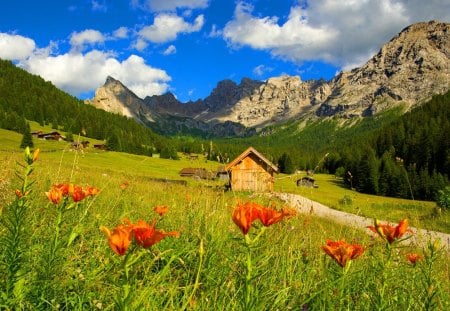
225, 147, 278, 192
296, 176, 318, 188
179, 168, 215, 180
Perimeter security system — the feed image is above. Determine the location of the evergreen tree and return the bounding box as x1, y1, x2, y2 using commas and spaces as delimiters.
106, 132, 121, 151
160, 145, 179, 160
278, 153, 295, 174
20, 122, 34, 149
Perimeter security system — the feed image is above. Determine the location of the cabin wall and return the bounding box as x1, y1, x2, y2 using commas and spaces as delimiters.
230, 154, 274, 192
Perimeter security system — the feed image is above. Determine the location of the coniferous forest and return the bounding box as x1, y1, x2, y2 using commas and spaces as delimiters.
326, 91, 450, 201
0, 58, 449, 201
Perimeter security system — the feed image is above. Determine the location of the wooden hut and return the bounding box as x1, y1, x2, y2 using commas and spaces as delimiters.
225, 147, 278, 192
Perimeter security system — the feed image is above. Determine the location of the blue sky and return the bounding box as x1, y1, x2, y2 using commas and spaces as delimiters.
1, 0, 449, 103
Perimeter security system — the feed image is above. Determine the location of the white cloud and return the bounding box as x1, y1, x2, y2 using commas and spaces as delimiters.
138, 13, 204, 43
113, 27, 129, 39
208, 24, 221, 37
0, 33, 36, 60
132, 38, 149, 51
70, 29, 105, 51
223, 0, 450, 69
163, 44, 177, 55
19, 50, 170, 98
253, 64, 273, 77
132, 0, 209, 12
91, 0, 108, 12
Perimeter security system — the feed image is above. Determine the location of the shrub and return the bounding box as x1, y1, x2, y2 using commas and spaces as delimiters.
436, 186, 450, 210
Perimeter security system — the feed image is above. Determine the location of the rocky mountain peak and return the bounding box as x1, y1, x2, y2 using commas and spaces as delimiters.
87, 21, 450, 134
317, 20, 450, 117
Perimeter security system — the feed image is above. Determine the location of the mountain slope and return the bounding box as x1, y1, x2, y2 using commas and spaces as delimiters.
87, 20, 450, 134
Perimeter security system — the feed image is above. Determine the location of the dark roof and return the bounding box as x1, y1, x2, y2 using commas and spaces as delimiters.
224, 146, 279, 173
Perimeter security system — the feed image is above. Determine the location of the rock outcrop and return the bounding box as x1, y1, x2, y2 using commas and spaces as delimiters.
86, 21, 450, 134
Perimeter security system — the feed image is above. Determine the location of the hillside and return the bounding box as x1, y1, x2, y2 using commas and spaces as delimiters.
0, 59, 171, 156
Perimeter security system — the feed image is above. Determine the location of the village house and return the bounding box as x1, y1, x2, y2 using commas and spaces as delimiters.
179, 167, 215, 180
35, 131, 65, 141
225, 146, 278, 192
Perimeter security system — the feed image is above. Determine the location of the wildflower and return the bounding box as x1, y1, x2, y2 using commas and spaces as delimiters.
46, 186, 63, 204
71, 185, 87, 202
367, 219, 412, 244
321, 239, 365, 268
86, 186, 100, 196
32, 148, 40, 162
119, 181, 129, 190
154, 205, 169, 216
15, 189, 24, 198
231, 202, 261, 235
132, 219, 179, 248
407, 253, 423, 265
54, 183, 70, 196
100, 223, 133, 256
257, 206, 297, 227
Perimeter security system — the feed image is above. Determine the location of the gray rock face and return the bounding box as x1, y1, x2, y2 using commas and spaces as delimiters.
86, 21, 450, 134
317, 20, 450, 117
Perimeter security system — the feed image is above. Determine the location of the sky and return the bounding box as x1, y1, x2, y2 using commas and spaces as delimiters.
1, 0, 449, 103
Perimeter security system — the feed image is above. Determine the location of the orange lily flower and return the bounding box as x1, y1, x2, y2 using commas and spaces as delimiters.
258, 205, 297, 227
367, 219, 412, 244
46, 186, 63, 204
407, 253, 423, 265
15, 189, 24, 198
86, 186, 100, 196
71, 185, 87, 202
132, 219, 179, 248
231, 202, 262, 235
32, 148, 40, 162
321, 239, 365, 268
154, 205, 169, 216
100, 223, 133, 256
54, 183, 70, 196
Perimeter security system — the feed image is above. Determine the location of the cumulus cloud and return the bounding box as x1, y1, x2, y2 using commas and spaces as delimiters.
70, 29, 105, 51
163, 44, 177, 55
0, 33, 36, 60
16, 47, 170, 98
138, 13, 204, 43
132, 0, 209, 12
223, 0, 450, 69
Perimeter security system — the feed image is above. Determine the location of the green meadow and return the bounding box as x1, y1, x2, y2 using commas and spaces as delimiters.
0, 128, 449, 310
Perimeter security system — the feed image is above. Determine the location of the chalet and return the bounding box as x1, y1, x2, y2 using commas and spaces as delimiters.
216, 166, 230, 181
179, 168, 215, 180
225, 147, 278, 192
37, 131, 64, 141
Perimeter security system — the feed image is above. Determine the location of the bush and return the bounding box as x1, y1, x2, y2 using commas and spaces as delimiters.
436, 186, 450, 210
339, 195, 353, 206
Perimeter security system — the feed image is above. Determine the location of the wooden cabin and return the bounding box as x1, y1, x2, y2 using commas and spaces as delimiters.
225, 147, 278, 192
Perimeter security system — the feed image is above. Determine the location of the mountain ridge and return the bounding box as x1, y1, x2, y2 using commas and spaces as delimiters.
86, 20, 450, 136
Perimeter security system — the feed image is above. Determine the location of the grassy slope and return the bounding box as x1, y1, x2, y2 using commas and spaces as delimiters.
1, 126, 448, 233
1, 127, 449, 310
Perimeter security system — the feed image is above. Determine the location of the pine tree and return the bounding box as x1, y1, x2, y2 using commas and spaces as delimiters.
20, 122, 34, 149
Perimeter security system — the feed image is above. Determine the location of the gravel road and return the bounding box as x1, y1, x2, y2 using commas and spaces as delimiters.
275, 192, 450, 252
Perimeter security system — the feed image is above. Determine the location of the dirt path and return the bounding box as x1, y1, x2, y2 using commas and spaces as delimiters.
275, 192, 450, 252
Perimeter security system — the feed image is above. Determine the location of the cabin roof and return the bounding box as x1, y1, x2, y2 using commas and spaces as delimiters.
224, 146, 279, 173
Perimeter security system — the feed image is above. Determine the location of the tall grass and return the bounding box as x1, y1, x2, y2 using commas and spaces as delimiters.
0, 147, 449, 310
